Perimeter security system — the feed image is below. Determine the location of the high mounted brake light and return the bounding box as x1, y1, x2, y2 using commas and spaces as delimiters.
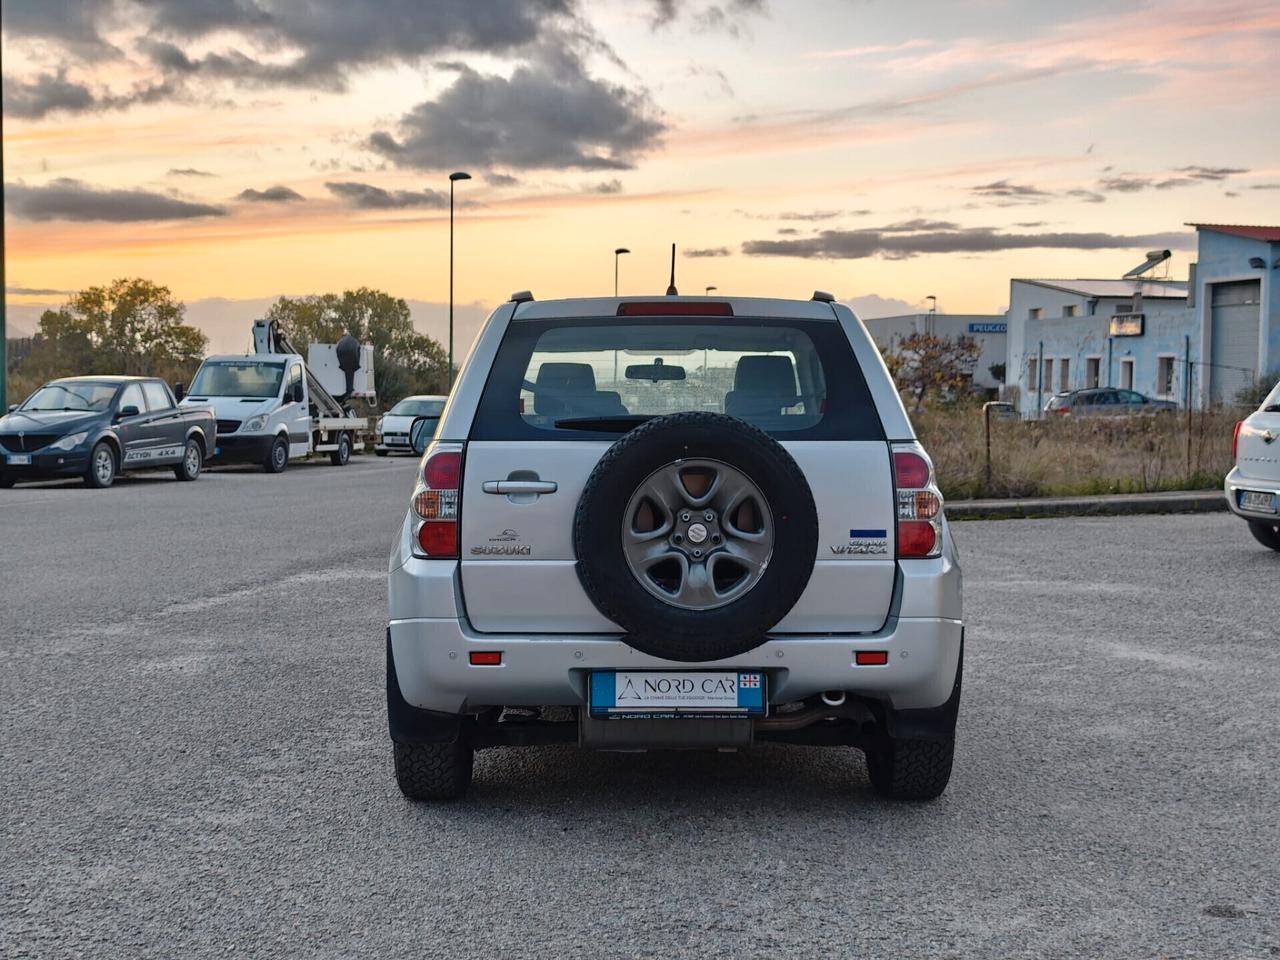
892, 444, 944, 559
412, 442, 464, 559
616, 302, 733, 316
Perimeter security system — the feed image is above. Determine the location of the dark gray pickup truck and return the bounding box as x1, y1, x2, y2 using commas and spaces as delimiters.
0, 375, 217, 488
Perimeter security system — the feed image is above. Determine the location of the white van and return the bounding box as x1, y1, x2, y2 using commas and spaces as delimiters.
182, 353, 365, 471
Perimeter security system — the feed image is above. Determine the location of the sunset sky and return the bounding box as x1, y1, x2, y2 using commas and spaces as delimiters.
4, 0, 1280, 351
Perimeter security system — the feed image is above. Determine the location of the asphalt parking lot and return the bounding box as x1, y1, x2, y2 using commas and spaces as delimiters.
3, 456, 1277, 959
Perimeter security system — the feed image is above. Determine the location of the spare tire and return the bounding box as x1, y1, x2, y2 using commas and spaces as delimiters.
574, 412, 818, 662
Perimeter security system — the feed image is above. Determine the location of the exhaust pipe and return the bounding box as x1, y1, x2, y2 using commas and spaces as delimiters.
820, 690, 846, 707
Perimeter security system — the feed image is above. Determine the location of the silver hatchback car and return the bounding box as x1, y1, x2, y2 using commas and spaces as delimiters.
386, 293, 963, 802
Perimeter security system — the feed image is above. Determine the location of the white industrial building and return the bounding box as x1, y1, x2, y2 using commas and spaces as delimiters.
860, 313, 1007, 390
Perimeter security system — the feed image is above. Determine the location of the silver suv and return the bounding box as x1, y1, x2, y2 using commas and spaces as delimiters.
386, 293, 963, 802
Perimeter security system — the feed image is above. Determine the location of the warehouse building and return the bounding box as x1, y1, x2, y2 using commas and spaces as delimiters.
1005, 224, 1279, 415
861, 313, 1007, 390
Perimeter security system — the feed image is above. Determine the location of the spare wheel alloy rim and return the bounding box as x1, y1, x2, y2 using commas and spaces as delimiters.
620, 457, 774, 611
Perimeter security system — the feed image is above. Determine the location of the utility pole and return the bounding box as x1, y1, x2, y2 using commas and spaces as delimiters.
1184, 334, 1193, 481
447, 171, 471, 389
1037, 340, 1044, 418
614, 247, 630, 296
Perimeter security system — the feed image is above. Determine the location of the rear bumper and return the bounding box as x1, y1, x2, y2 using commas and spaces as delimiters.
1224, 467, 1280, 520
210, 434, 273, 463
388, 614, 963, 715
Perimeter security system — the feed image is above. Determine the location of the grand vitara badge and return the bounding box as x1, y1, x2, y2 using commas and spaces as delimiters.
830, 528, 889, 556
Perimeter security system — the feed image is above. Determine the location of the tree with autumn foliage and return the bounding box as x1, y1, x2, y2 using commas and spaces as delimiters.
884, 332, 981, 412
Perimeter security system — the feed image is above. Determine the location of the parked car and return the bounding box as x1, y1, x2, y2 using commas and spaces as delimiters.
375, 395, 447, 455
1225, 379, 1280, 551
386, 293, 963, 803
1045, 387, 1178, 417
0, 376, 216, 488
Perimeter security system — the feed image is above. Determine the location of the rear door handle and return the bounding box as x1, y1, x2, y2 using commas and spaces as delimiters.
482, 480, 558, 495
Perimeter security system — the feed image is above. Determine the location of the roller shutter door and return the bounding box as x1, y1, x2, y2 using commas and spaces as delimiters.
1209, 280, 1261, 405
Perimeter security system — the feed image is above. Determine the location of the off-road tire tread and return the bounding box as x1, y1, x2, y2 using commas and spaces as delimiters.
574, 412, 818, 662
866, 737, 954, 801
393, 740, 473, 801
1247, 520, 1280, 552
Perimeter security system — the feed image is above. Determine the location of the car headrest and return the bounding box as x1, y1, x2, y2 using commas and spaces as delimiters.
733, 355, 797, 396
536, 362, 596, 393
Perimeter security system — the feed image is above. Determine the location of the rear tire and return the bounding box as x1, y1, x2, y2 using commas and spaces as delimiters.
393, 739, 474, 801
263, 435, 289, 473
84, 441, 117, 488
329, 431, 351, 466
174, 438, 202, 481
1248, 520, 1280, 552
0, 473, 14, 488
865, 737, 954, 801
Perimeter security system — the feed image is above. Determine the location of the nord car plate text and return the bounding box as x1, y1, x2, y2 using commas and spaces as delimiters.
588, 670, 766, 718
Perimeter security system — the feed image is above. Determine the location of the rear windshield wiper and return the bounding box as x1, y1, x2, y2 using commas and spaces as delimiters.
553, 415, 654, 433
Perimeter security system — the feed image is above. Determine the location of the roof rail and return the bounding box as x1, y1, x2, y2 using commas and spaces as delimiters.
510, 290, 534, 303
811, 290, 835, 303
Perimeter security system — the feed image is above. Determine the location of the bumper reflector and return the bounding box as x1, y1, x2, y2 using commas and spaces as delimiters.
469, 651, 502, 666
855, 651, 889, 666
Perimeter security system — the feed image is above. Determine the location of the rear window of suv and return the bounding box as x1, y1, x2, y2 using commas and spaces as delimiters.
471, 316, 884, 441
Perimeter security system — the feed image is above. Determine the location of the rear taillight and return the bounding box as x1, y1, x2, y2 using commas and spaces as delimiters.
412, 442, 463, 559
1232, 420, 1244, 460
892, 444, 943, 559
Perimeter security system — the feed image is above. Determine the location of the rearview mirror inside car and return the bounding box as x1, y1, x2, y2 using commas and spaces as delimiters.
625, 360, 686, 382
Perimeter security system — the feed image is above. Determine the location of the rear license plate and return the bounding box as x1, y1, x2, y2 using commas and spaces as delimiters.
588, 670, 766, 718
1240, 490, 1278, 514
6, 454, 32, 465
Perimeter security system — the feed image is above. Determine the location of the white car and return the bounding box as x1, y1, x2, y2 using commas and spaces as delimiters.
386, 292, 963, 804
375, 395, 446, 455
1225, 379, 1280, 551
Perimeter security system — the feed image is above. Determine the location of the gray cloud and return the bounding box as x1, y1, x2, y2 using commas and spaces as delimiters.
1176, 165, 1247, 181
587, 178, 624, 194
971, 180, 1053, 203
880, 218, 961, 232
649, 0, 768, 34
1250, 184, 1280, 191
237, 185, 305, 202
1098, 176, 1152, 193
7, 178, 227, 222
368, 50, 664, 172
168, 167, 215, 177
685, 247, 731, 258
3, 71, 95, 119
486, 172, 522, 187
742, 225, 1191, 260
6, 285, 76, 296
324, 181, 450, 209
1065, 189, 1106, 203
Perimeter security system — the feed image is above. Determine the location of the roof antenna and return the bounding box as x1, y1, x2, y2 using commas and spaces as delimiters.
665, 243, 678, 296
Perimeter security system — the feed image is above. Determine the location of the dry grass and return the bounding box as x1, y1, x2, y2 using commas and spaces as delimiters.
914, 405, 1237, 500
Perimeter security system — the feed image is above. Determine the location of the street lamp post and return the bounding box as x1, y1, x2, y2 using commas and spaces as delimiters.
448, 171, 471, 389
925, 294, 937, 335
613, 248, 630, 296
705, 286, 717, 295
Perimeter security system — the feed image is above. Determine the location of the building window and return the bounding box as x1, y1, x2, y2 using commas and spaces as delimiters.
1027, 358, 1038, 391
1119, 358, 1135, 390
1028, 307, 1042, 320
1043, 358, 1054, 392
1059, 358, 1070, 392
1063, 305, 1077, 318
1157, 355, 1176, 399
1085, 356, 1101, 389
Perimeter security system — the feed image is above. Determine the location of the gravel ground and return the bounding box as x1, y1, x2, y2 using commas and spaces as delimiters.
2, 456, 1277, 959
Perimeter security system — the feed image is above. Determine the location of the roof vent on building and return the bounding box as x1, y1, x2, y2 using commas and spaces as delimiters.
1122, 249, 1171, 280
811, 290, 835, 303
509, 290, 534, 303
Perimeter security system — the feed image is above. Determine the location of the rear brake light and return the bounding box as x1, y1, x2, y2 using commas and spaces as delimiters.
893, 451, 930, 488
412, 442, 464, 558
616, 301, 733, 316
1232, 420, 1244, 459
892, 442, 943, 559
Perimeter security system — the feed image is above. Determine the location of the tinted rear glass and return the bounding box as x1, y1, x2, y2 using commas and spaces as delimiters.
471, 316, 884, 441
